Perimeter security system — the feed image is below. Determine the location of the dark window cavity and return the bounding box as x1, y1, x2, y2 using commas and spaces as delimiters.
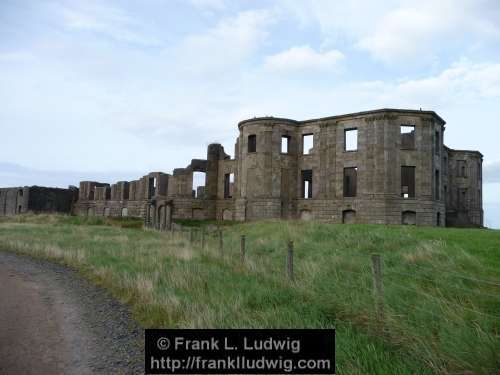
402, 211, 416, 225
342, 209, 356, 224
248, 134, 256, 153
148, 177, 155, 198
401, 166, 415, 198
343, 167, 357, 197
302, 170, 312, 199
344, 128, 358, 151
435, 169, 440, 200
458, 188, 468, 208
123, 184, 129, 200
457, 160, 466, 177
401, 125, 415, 149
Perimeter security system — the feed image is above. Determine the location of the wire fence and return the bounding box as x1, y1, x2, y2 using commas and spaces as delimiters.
157, 224, 500, 331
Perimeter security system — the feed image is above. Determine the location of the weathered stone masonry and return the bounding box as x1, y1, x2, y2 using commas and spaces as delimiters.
0, 186, 78, 216
1, 109, 483, 227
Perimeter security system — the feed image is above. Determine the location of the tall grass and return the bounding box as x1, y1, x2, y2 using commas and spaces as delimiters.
1, 214, 499, 374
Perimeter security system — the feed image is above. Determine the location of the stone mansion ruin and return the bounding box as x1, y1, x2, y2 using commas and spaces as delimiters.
1, 109, 483, 227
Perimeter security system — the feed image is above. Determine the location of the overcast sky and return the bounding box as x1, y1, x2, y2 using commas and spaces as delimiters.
1, 0, 499, 227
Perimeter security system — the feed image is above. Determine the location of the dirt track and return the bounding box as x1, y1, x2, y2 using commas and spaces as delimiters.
0, 251, 143, 374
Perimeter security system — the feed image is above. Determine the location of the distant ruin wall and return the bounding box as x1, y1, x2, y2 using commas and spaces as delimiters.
0, 186, 77, 216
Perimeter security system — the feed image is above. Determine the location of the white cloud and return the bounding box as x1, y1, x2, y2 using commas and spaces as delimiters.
355, 4, 448, 62
60, 1, 160, 46
349, 60, 500, 108
264, 45, 344, 73
354, 1, 500, 63
175, 9, 275, 74
279, 0, 500, 64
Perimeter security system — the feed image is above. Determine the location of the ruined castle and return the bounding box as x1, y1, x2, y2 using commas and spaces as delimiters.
1, 109, 483, 227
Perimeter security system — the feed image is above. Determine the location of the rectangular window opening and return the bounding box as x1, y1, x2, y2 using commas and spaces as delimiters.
302, 134, 313, 155
193, 172, 206, 198
458, 188, 468, 208
343, 167, 357, 197
123, 184, 129, 200
281, 136, 290, 154
401, 125, 415, 149
344, 129, 358, 151
248, 134, 256, 153
401, 166, 415, 198
457, 160, 466, 177
224, 173, 234, 199
301, 170, 312, 199
148, 177, 155, 198
435, 169, 440, 200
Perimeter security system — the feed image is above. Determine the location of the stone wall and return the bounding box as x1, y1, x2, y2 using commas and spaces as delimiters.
0, 186, 77, 216
445, 148, 483, 226
68, 108, 483, 227
235, 109, 453, 226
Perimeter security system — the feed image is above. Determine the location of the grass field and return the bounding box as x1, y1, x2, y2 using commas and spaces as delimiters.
1, 214, 499, 374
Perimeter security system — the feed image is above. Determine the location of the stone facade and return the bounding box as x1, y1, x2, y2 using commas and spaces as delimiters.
0, 186, 78, 216
2, 109, 483, 227
72, 109, 483, 227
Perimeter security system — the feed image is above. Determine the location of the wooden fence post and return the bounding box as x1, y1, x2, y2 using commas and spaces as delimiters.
371, 254, 384, 322
287, 240, 294, 281
218, 229, 223, 256
240, 235, 246, 263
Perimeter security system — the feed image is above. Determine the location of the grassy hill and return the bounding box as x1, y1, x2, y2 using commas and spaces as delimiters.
1, 214, 499, 374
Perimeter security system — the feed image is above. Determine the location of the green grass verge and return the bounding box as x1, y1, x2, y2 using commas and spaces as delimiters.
1, 214, 499, 374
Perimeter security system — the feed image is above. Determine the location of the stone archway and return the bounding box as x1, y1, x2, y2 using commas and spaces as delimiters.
342, 209, 356, 224
300, 210, 312, 221
402, 211, 416, 225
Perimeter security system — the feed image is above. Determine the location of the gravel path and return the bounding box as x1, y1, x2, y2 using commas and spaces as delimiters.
0, 251, 144, 374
